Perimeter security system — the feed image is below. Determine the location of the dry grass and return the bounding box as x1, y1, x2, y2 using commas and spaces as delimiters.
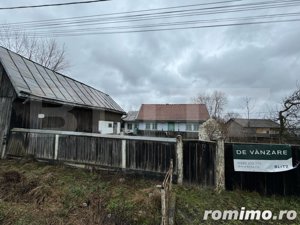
0, 160, 161, 225
1, 159, 299, 225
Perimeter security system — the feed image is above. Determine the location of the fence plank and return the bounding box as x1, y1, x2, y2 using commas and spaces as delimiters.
183, 140, 216, 186
7, 130, 178, 176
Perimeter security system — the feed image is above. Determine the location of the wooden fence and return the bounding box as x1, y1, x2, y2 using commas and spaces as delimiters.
225, 143, 300, 195
4, 128, 300, 195
6, 129, 177, 175
159, 160, 174, 225
183, 140, 216, 186
137, 130, 199, 139
5, 128, 218, 187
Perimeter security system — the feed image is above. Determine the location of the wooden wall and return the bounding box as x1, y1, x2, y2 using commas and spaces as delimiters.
0, 66, 16, 157
10, 100, 122, 133
0, 65, 16, 98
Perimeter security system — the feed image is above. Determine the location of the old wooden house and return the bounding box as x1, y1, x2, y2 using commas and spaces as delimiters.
226, 118, 280, 142
0, 46, 125, 156
122, 111, 139, 134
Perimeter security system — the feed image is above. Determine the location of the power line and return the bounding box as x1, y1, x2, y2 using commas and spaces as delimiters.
4, 0, 298, 28
21, 12, 300, 35
22, 18, 300, 37
0, 0, 110, 10
4, 0, 243, 24
3, 0, 300, 31
2, 0, 300, 36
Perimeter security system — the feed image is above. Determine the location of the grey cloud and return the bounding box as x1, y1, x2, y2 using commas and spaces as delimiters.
1, 0, 300, 116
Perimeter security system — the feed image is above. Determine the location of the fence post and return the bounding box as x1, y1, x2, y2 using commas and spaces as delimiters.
215, 138, 225, 191
176, 135, 183, 185
122, 139, 126, 169
54, 134, 59, 160
1, 135, 7, 159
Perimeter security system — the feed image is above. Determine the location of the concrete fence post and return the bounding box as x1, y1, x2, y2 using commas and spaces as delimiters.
54, 134, 59, 160
176, 135, 183, 185
215, 138, 225, 191
122, 139, 126, 169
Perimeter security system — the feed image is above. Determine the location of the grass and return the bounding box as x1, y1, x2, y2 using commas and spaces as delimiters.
175, 186, 300, 224
0, 159, 299, 225
0, 160, 161, 225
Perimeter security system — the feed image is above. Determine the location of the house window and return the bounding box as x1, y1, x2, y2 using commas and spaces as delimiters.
145, 123, 151, 130
193, 123, 199, 131
168, 122, 175, 131
108, 123, 112, 128
152, 123, 157, 130
127, 123, 132, 130
186, 123, 192, 131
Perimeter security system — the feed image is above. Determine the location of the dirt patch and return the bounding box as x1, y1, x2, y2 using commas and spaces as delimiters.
2, 171, 22, 183
0, 171, 50, 205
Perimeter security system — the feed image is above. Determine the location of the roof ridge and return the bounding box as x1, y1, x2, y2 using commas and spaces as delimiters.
0, 46, 109, 97
0, 46, 124, 113
235, 118, 274, 121
141, 103, 206, 105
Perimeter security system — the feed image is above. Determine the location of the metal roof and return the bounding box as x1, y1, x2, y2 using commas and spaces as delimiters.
0, 46, 124, 114
136, 104, 210, 122
230, 118, 280, 128
122, 111, 139, 121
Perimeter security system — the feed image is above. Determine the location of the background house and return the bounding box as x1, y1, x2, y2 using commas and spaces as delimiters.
0, 46, 125, 156
134, 104, 209, 138
122, 111, 138, 134
226, 118, 280, 142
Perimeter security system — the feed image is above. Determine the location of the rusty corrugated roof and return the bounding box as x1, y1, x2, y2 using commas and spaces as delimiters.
136, 104, 209, 122
0, 46, 124, 114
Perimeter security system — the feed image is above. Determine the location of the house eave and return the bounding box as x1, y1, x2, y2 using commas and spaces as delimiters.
18, 92, 126, 115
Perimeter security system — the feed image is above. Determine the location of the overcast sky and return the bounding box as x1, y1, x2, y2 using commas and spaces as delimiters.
1, 0, 300, 118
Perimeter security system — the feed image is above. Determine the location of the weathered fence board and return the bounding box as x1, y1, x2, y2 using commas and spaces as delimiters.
6, 129, 179, 176
58, 136, 122, 167
183, 140, 216, 186
6, 128, 300, 195
137, 130, 198, 139
225, 143, 300, 195
7, 132, 55, 159
126, 140, 176, 173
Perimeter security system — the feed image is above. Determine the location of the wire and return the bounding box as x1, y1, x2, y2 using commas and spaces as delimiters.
3, 0, 300, 31
21, 12, 300, 35
0, 0, 110, 10
22, 18, 300, 37
3, 0, 243, 24
2, 0, 300, 36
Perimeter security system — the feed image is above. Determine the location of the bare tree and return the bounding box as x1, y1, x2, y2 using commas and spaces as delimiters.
278, 85, 300, 142
223, 111, 241, 122
242, 96, 255, 121
0, 25, 68, 72
193, 90, 228, 119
